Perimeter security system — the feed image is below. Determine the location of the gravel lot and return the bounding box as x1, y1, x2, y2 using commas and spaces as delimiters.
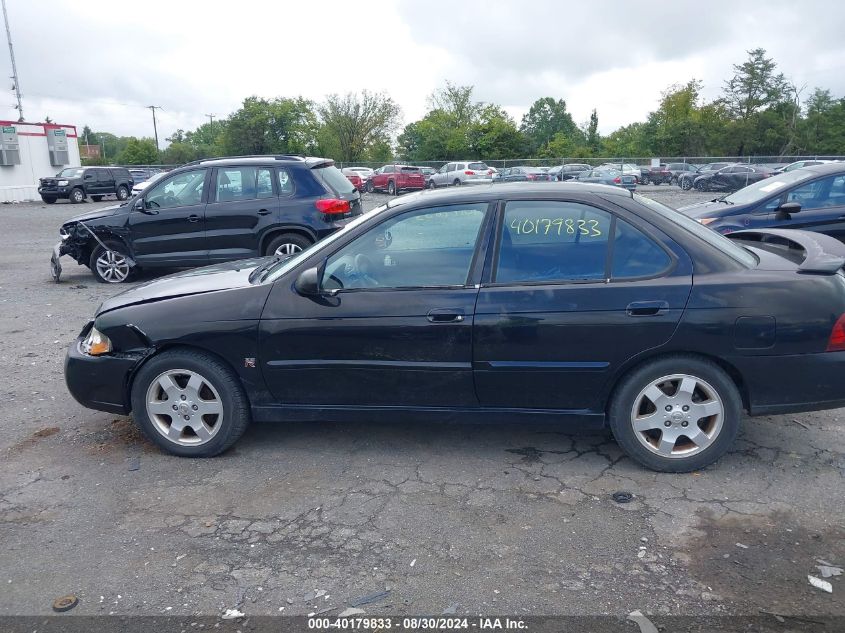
1, 185, 843, 622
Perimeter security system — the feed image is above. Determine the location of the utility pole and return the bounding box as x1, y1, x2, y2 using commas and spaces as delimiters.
1, 0, 23, 122
99, 134, 106, 162
147, 105, 163, 152
206, 113, 215, 136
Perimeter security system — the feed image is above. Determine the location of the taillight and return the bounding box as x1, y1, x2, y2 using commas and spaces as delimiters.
613, 177, 621, 183
827, 314, 845, 351
315, 199, 350, 215
465, 170, 474, 175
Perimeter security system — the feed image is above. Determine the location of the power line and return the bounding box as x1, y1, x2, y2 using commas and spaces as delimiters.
147, 105, 163, 152
1, 0, 23, 122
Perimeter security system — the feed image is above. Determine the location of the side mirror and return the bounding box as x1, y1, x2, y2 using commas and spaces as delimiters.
775, 201, 801, 221
294, 266, 321, 296
134, 197, 156, 214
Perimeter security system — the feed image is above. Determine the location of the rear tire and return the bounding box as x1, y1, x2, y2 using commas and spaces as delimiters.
116, 185, 129, 201
130, 348, 251, 457
41, 196, 57, 204
608, 356, 741, 472
681, 178, 692, 191
265, 232, 311, 257
70, 188, 85, 204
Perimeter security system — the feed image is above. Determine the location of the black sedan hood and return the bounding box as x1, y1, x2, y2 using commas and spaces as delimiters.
96, 257, 269, 315
63, 203, 126, 226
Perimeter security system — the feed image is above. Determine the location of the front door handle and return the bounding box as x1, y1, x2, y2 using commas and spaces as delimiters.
257, 208, 271, 216
427, 308, 465, 323
626, 300, 669, 316
187, 214, 201, 223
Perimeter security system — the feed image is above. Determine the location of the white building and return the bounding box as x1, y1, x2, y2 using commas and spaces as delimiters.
0, 120, 81, 202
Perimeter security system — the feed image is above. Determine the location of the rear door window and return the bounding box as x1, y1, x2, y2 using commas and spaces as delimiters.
496, 201, 612, 284
215, 167, 274, 201
610, 220, 672, 280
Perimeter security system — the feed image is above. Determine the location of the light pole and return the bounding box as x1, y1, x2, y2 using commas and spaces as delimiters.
1, 0, 23, 122
147, 105, 163, 152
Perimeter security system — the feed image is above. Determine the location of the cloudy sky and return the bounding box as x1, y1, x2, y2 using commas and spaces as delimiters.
2, 0, 844, 142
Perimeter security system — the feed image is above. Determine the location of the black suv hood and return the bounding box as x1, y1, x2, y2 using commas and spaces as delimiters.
96, 258, 268, 315
677, 199, 740, 219
63, 203, 126, 226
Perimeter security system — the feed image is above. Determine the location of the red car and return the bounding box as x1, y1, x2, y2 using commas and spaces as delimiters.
343, 171, 363, 191
366, 164, 426, 195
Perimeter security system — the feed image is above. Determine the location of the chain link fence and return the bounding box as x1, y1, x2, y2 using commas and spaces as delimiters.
336, 156, 845, 170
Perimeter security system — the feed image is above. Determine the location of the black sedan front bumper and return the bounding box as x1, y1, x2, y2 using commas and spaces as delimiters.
64, 324, 145, 415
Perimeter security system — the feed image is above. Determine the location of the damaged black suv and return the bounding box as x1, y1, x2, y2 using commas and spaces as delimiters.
39, 166, 134, 204
50, 155, 362, 283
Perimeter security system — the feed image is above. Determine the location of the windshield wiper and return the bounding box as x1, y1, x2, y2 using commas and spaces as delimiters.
712, 196, 734, 205
248, 256, 281, 283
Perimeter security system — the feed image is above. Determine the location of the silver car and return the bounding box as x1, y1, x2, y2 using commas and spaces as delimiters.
428, 161, 493, 188
344, 166, 375, 185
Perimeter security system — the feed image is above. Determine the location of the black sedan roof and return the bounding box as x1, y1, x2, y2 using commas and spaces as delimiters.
388, 182, 634, 207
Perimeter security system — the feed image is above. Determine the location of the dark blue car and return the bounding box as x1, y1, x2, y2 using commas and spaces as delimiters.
679, 162, 845, 240
64, 182, 845, 473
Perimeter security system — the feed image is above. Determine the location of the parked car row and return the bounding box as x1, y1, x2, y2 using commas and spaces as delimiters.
39, 166, 135, 204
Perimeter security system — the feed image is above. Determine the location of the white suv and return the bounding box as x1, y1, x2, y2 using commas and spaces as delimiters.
428, 161, 493, 188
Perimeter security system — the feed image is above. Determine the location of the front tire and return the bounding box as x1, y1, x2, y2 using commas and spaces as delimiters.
681, 178, 692, 191
41, 196, 57, 204
89, 240, 133, 284
640, 175, 650, 185
366, 180, 374, 194
387, 180, 396, 196
265, 232, 311, 257
428, 179, 436, 190
452, 178, 461, 187
608, 356, 741, 472
130, 349, 251, 457
70, 188, 85, 204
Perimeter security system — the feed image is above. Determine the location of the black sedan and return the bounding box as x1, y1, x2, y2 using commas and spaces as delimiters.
64, 183, 845, 473
678, 162, 733, 190
693, 164, 773, 192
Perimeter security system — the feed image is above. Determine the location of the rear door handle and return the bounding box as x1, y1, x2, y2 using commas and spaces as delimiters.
427, 308, 465, 323
626, 300, 669, 316
187, 214, 201, 223
257, 208, 271, 216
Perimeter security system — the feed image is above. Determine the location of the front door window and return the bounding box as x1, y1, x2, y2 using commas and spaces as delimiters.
322, 204, 488, 291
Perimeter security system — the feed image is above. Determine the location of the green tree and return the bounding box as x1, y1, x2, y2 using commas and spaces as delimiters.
586, 109, 600, 152
118, 138, 160, 164
468, 105, 525, 159
723, 48, 789, 154
317, 91, 401, 162
520, 97, 579, 154
219, 96, 319, 156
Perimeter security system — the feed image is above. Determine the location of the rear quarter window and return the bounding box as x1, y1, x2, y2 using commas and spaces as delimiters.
312, 165, 355, 195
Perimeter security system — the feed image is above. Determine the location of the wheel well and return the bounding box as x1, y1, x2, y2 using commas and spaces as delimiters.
124, 343, 250, 413
260, 228, 315, 255
604, 352, 750, 416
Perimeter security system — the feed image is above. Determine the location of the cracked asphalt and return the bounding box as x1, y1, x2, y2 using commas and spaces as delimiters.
1, 186, 843, 620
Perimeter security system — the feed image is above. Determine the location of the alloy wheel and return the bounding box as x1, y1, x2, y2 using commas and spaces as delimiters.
95, 250, 130, 283
145, 369, 224, 446
274, 242, 302, 257
629, 373, 724, 459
